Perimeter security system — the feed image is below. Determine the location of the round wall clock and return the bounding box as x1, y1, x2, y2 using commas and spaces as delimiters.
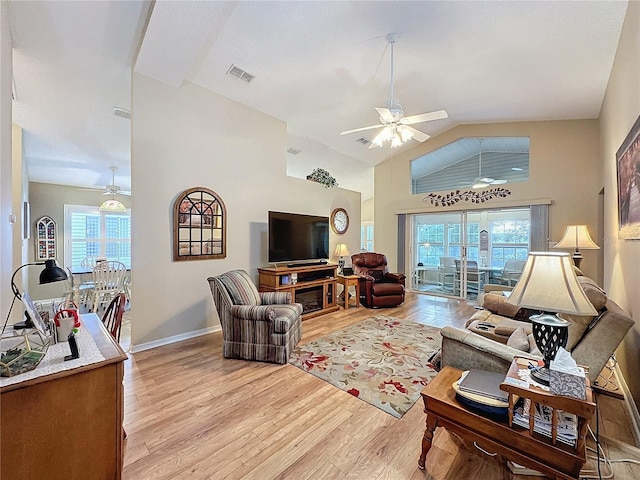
331, 208, 349, 234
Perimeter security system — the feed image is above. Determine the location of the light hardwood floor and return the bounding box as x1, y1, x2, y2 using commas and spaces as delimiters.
122, 293, 640, 480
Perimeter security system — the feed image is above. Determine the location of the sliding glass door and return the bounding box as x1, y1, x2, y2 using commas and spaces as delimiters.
409, 207, 531, 300
412, 212, 463, 295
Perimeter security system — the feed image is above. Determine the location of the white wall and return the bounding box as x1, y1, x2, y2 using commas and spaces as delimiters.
131, 75, 360, 347
599, 0, 640, 408
1, 3, 14, 318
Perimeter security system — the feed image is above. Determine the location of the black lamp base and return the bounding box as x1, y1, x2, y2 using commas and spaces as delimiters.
13, 320, 34, 330
572, 251, 583, 269
530, 366, 551, 386
13, 311, 34, 330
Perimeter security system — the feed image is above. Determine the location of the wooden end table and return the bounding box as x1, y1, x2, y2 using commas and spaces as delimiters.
418, 361, 595, 480
336, 274, 360, 309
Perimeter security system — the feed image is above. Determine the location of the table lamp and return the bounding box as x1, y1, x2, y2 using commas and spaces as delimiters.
553, 225, 599, 269
334, 243, 351, 275
4, 259, 68, 331
506, 252, 596, 385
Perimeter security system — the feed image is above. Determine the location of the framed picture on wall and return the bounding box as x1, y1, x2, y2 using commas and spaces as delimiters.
616, 114, 640, 239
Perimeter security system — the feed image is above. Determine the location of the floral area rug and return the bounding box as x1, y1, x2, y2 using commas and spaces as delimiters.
288, 315, 441, 418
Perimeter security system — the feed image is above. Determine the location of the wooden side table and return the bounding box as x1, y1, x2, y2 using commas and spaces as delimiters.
418, 363, 595, 480
336, 274, 360, 309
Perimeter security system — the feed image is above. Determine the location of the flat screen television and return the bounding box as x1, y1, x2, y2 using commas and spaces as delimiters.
268, 211, 329, 264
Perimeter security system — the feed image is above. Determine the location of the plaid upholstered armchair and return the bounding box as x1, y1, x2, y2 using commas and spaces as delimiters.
207, 269, 303, 364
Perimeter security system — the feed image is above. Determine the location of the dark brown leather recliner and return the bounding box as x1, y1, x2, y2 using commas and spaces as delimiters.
351, 252, 406, 308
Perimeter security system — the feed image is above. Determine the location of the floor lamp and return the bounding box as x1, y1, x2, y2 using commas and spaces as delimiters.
506, 252, 597, 385
553, 225, 600, 269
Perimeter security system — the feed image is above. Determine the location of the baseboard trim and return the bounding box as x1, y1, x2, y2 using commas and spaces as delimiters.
130, 325, 222, 353
614, 361, 640, 447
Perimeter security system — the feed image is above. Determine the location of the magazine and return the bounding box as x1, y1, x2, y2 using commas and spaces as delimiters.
513, 398, 577, 447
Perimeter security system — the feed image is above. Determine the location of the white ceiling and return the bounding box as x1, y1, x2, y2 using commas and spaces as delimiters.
9, 1, 629, 201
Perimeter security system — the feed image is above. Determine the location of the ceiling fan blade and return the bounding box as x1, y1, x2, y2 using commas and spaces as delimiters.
404, 126, 430, 142
340, 123, 385, 136
491, 179, 507, 185
375, 107, 395, 123
400, 110, 448, 125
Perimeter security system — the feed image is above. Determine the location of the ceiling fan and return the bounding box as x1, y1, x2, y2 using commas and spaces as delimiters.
340, 33, 448, 149
468, 139, 507, 189
80, 166, 131, 196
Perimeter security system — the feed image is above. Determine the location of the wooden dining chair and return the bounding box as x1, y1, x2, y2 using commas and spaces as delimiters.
101, 293, 126, 343
88, 260, 127, 313
101, 292, 127, 441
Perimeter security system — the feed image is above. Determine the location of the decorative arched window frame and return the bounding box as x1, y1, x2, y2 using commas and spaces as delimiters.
173, 187, 227, 261
35, 215, 57, 260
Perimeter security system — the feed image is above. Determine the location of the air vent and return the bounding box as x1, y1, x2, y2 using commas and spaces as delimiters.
113, 107, 131, 119
226, 64, 255, 83
356, 137, 370, 145
287, 148, 301, 155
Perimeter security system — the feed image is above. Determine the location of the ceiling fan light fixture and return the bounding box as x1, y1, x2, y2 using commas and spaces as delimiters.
340, 33, 447, 148
391, 132, 403, 148
398, 126, 413, 143
472, 181, 490, 189
99, 198, 126, 212
372, 126, 392, 147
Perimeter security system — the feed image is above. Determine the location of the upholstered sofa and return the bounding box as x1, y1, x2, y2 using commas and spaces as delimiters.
208, 269, 303, 364
351, 252, 406, 308
440, 274, 634, 383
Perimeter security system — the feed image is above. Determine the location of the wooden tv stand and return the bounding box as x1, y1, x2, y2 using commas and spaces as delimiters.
258, 264, 339, 320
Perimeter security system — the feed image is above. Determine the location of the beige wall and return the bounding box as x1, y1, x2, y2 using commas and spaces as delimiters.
131, 75, 360, 348
374, 120, 602, 281
599, 0, 640, 409
361, 198, 374, 223
26, 182, 132, 299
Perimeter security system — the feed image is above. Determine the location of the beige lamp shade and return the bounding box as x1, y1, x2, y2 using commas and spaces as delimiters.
506, 252, 597, 316
334, 243, 351, 258
553, 225, 600, 250
99, 198, 127, 212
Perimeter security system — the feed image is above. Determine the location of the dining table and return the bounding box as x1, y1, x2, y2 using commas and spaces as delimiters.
67, 266, 131, 307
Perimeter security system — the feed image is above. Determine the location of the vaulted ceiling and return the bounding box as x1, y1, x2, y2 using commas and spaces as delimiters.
9, 1, 629, 200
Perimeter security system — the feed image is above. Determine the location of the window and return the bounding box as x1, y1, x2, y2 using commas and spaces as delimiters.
411, 137, 530, 194
416, 224, 444, 266
64, 205, 131, 269
361, 222, 374, 252
448, 223, 479, 261
490, 219, 529, 268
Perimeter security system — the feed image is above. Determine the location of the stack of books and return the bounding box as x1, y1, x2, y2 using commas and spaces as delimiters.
453, 369, 510, 416
458, 369, 509, 403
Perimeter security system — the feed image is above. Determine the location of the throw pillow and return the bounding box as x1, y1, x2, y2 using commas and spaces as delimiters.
507, 327, 530, 352
577, 276, 607, 311
507, 327, 529, 352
